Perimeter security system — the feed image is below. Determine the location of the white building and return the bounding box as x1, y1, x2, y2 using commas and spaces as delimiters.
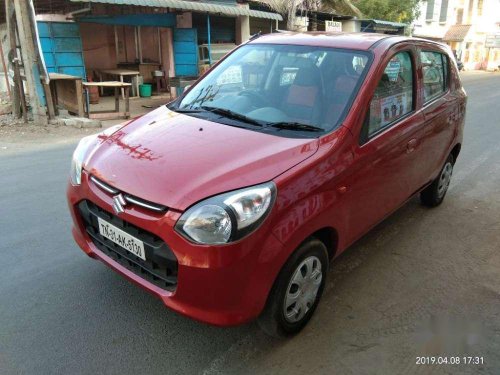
413, 0, 500, 70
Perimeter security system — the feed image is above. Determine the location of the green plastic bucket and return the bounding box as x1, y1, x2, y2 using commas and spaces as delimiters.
139, 84, 152, 97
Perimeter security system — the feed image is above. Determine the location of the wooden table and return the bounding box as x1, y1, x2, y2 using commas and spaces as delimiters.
117, 63, 160, 84
48, 73, 84, 117
83, 81, 131, 120
98, 69, 140, 99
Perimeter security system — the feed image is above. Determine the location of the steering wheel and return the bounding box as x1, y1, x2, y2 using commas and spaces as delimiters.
238, 90, 268, 108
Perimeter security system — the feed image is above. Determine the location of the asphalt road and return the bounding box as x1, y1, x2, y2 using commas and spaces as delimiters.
1, 72, 499, 375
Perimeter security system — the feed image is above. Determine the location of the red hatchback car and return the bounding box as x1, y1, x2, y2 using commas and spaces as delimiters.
67, 32, 466, 336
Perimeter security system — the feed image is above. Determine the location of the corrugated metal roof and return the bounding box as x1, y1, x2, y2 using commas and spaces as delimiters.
361, 19, 407, 27
70, 0, 283, 20
443, 24, 471, 42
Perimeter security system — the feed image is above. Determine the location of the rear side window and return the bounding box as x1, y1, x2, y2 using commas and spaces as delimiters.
365, 51, 414, 138
420, 51, 449, 103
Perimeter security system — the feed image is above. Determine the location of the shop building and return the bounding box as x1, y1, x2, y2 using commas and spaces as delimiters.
413, 0, 500, 70
0, 0, 282, 122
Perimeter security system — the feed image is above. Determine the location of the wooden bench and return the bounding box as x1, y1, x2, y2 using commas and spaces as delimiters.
83, 81, 131, 120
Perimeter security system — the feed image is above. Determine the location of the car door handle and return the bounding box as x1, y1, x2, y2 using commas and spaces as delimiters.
406, 139, 418, 153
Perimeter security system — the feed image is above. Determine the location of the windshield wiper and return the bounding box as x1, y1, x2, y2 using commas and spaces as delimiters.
172, 107, 206, 113
267, 122, 324, 132
201, 106, 265, 127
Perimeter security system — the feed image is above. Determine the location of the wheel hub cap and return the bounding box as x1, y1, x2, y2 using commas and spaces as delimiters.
283, 256, 323, 323
437, 162, 453, 198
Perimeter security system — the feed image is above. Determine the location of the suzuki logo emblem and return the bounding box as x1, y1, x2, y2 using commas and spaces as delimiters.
112, 194, 127, 214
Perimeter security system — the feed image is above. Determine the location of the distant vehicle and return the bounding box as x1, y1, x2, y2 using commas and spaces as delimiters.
452, 50, 464, 71
67, 32, 467, 337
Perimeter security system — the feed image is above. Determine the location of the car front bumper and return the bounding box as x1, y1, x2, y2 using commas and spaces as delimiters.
67, 171, 284, 326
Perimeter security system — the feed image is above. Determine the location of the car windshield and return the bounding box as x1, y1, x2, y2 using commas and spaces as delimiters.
177, 44, 371, 134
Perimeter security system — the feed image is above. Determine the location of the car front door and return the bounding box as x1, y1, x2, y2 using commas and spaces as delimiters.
343, 46, 426, 245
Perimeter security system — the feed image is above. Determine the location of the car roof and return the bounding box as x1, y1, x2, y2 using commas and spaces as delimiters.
249, 32, 445, 51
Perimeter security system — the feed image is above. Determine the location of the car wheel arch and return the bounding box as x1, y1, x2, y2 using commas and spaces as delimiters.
450, 143, 461, 164
267, 225, 340, 285
310, 227, 338, 261
257, 226, 339, 320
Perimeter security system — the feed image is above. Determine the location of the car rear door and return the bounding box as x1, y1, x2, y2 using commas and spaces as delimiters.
417, 45, 460, 181
343, 45, 426, 245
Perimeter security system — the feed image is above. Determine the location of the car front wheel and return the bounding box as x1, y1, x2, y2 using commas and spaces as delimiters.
258, 238, 328, 337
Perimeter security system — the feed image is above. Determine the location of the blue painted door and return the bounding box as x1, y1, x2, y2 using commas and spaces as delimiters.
37, 22, 86, 78
173, 28, 198, 77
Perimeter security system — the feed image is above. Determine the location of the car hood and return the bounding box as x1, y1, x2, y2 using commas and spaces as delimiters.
85, 106, 319, 210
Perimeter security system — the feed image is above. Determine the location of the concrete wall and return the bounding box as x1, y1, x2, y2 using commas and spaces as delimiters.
236, 15, 250, 44
341, 20, 361, 33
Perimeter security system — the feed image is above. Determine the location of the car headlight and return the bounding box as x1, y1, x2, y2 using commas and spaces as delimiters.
175, 182, 276, 245
69, 134, 98, 185
69, 123, 129, 185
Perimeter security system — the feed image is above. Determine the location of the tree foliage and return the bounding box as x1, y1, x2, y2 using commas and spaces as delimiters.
353, 0, 421, 24
321, 0, 362, 17
256, 0, 301, 30
257, 0, 361, 30
257, 0, 420, 30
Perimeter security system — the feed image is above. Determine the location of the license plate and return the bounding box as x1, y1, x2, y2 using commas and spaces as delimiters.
97, 217, 146, 260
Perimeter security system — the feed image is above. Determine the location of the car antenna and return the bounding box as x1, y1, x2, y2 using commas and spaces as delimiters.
249, 31, 262, 41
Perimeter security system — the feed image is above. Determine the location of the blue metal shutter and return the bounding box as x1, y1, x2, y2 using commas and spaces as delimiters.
37, 22, 86, 79
173, 28, 198, 77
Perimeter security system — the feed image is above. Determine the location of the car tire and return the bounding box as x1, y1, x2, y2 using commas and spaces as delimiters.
420, 154, 454, 207
258, 238, 328, 338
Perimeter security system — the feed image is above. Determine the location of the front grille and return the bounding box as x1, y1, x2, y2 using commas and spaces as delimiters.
90, 175, 167, 213
78, 200, 178, 291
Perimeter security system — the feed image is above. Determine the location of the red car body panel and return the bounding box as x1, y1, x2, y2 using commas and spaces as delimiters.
67, 33, 466, 326
85, 105, 319, 210
67, 171, 290, 325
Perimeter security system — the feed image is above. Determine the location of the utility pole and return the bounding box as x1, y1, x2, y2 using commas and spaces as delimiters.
5, 0, 21, 118
0, 38, 12, 101
13, 0, 47, 124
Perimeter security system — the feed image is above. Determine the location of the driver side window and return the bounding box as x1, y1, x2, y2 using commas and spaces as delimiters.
365, 51, 414, 139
